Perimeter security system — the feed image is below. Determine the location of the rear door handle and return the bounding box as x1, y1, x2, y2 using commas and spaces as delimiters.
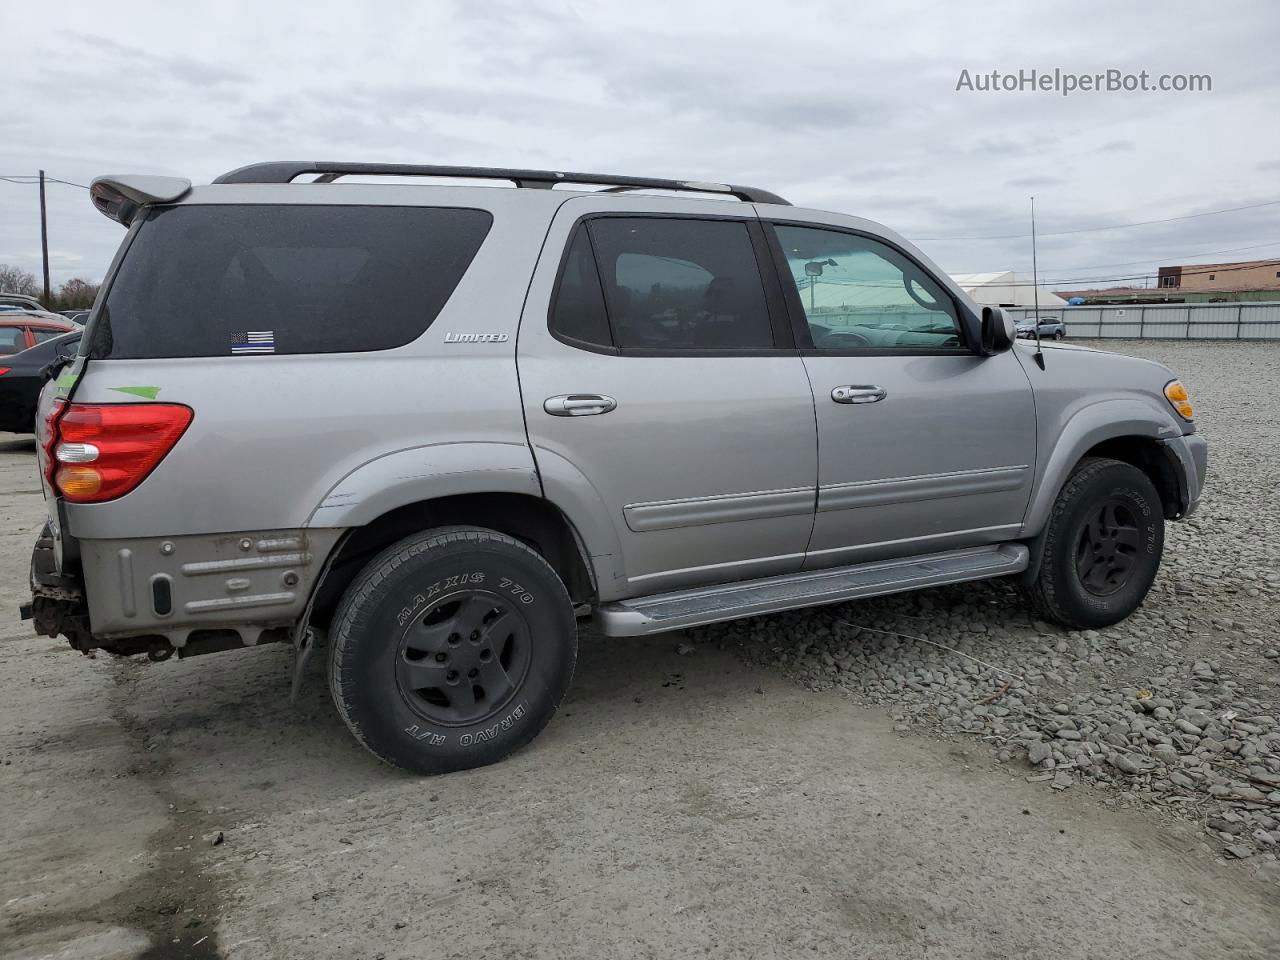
831, 385, 887, 404
544, 394, 617, 417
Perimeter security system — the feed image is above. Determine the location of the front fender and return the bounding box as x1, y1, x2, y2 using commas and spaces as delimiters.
306, 442, 542, 529
1022, 396, 1182, 537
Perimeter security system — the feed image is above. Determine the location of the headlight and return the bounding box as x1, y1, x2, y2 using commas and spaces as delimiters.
1164, 380, 1194, 421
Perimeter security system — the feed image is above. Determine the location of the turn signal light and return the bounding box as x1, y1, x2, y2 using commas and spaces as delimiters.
1164, 380, 1194, 421
52, 403, 193, 503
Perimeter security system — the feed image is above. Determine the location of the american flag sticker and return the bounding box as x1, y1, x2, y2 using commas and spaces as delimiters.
231, 331, 275, 355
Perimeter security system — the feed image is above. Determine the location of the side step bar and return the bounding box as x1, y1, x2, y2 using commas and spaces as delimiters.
595, 543, 1029, 637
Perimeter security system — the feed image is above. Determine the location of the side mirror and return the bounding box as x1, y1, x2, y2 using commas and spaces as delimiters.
980, 306, 1014, 355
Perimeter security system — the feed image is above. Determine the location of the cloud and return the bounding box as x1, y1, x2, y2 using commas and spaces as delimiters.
1007, 175, 1065, 189
0, 0, 1277, 292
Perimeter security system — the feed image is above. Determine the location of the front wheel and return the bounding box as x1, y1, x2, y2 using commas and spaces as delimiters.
329, 527, 577, 774
1021, 458, 1164, 629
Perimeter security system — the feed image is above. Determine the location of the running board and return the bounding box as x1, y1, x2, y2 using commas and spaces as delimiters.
595, 543, 1029, 637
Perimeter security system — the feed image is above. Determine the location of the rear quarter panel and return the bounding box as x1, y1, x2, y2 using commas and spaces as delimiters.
61, 185, 563, 541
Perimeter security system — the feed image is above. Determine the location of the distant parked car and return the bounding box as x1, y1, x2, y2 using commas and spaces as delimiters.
0, 331, 80, 433
59, 310, 91, 325
0, 293, 47, 312
0, 313, 77, 355
0, 313, 78, 355
1015, 316, 1065, 340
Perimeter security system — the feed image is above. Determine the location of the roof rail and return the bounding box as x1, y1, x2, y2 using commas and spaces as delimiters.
212, 161, 790, 205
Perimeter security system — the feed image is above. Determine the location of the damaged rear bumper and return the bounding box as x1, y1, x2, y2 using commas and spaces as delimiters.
26, 522, 92, 650
25, 523, 343, 658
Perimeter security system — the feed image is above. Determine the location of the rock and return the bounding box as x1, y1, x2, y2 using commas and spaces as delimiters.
1224, 843, 1254, 859
206, 830, 224, 847
676, 642, 695, 656
1110, 754, 1148, 776
1052, 771, 1074, 790
1153, 743, 1180, 765
1027, 741, 1053, 765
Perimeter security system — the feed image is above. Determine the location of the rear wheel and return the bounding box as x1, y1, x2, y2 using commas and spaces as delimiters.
329, 527, 577, 774
1021, 458, 1164, 629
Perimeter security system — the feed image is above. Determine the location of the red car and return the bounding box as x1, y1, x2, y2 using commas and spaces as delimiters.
0, 312, 78, 355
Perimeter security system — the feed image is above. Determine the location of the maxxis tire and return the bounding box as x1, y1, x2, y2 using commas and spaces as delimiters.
1020, 457, 1164, 629
329, 527, 577, 775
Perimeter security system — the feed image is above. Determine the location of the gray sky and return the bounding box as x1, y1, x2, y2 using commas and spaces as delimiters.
3, 0, 1278, 292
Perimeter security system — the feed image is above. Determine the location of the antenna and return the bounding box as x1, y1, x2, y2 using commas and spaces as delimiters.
1030, 196, 1046, 370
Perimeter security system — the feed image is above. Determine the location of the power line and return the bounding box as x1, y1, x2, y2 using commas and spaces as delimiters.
798, 254, 1280, 292
0, 175, 89, 189
909, 198, 1280, 241
949, 239, 1280, 278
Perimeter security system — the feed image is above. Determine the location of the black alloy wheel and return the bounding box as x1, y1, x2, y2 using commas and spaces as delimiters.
396, 591, 532, 726
1073, 498, 1140, 597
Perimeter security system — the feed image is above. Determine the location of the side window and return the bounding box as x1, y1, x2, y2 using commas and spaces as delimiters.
93, 205, 493, 359
31, 328, 66, 344
773, 225, 963, 351
549, 227, 612, 348
586, 218, 775, 350
0, 328, 23, 354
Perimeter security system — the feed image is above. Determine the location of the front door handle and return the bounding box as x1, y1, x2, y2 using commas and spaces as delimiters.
544, 394, 617, 417
831, 384, 887, 404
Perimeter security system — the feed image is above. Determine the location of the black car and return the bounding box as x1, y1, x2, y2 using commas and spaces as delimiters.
0, 332, 80, 433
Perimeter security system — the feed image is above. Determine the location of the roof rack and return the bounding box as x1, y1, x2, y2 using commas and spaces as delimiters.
212, 162, 790, 205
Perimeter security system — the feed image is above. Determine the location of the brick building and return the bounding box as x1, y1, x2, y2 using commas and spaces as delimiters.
1156, 257, 1280, 293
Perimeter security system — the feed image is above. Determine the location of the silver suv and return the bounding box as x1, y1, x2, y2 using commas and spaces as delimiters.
24, 162, 1208, 774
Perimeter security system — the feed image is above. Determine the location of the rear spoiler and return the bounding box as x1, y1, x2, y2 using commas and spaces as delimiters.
89, 175, 192, 226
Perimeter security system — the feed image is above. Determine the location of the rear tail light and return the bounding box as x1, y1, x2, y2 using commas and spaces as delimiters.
52, 403, 193, 503
0, 367, 10, 376
38, 398, 66, 489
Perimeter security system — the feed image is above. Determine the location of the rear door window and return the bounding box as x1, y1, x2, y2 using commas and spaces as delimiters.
585, 218, 776, 351
549, 227, 613, 349
89, 204, 492, 359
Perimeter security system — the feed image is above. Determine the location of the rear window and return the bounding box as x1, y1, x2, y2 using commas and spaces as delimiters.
88, 204, 492, 359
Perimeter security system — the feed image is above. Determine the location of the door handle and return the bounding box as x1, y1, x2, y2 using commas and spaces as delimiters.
831, 385, 886, 404
544, 394, 617, 417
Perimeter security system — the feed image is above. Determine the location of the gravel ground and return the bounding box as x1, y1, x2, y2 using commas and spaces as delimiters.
694, 339, 1280, 874
4, 339, 1280, 959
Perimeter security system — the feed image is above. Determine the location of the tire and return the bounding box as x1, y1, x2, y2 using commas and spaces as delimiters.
329, 527, 577, 774
1021, 457, 1164, 629
1054, 331, 1064, 340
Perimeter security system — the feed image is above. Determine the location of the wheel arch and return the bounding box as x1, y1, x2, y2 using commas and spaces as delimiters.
310, 491, 597, 628
1018, 420, 1186, 585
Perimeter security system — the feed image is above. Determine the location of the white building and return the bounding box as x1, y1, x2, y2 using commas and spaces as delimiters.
950, 271, 1069, 309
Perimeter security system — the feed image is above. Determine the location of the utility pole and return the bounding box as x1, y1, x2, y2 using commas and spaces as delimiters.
39, 169, 50, 304
1030, 196, 1044, 369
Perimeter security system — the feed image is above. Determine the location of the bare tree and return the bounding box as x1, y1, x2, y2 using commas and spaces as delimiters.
0, 264, 39, 297
53, 278, 101, 310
